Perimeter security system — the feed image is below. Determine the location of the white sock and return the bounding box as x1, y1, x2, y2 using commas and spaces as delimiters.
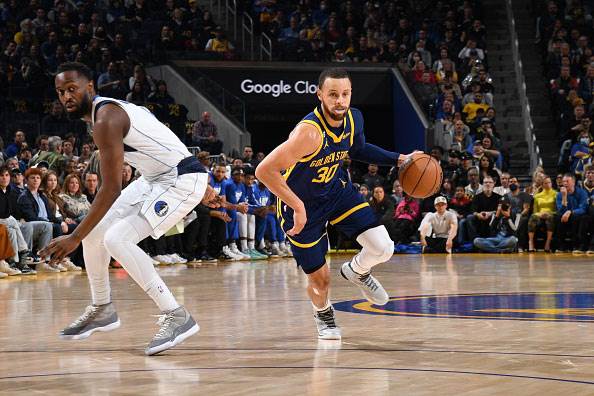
351, 226, 394, 275
247, 215, 256, 239
259, 240, 265, 249
82, 221, 113, 306
103, 215, 180, 312
248, 240, 255, 250
240, 239, 248, 251
230, 242, 238, 250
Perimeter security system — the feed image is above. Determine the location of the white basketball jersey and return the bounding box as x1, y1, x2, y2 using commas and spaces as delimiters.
91, 96, 191, 181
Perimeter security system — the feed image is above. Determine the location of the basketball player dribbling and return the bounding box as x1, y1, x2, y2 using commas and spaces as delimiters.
256, 68, 420, 339
40, 62, 218, 355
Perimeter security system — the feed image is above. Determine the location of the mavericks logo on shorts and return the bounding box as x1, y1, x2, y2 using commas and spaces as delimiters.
154, 201, 169, 217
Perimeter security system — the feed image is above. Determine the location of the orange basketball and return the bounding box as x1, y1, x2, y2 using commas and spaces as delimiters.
398, 153, 443, 199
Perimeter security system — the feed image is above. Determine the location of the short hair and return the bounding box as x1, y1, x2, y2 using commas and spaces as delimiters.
563, 173, 576, 181
0, 166, 9, 175
585, 164, 594, 173
318, 68, 351, 89
24, 167, 43, 179
56, 61, 93, 80
431, 145, 444, 155
48, 136, 62, 151
231, 166, 244, 175
85, 171, 99, 179
483, 175, 494, 183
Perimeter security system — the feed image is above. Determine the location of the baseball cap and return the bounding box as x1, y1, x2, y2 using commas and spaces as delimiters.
434, 196, 447, 205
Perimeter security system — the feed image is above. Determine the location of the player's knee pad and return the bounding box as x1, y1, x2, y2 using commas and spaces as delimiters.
358, 226, 394, 261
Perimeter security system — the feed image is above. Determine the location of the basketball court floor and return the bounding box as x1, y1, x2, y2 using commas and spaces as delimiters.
2, 253, 594, 395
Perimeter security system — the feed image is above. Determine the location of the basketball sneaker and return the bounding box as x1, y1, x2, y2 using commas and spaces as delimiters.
230, 244, 250, 260
60, 303, 121, 340
222, 246, 241, 261
314, 306, 341, 340
340, 262, 389, 306
0, 260, 21, 276
145, 306, 199, 356
270, 243, 282, 257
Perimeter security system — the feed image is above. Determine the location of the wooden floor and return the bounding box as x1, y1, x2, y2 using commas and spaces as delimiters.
2, 253, 594, 395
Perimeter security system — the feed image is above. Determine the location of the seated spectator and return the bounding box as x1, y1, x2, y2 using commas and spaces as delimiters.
569, 129, 591, 173
97, 61, 127, 99
369, 186, 395, 227
458, 40, 485, 62
192, 111, 223, 154
358, 184, 370, 201
18, 148, 32, 172
41, 101, 71, 137
10, 168, 25, 196
205, 27, 235, 54
387, 194, 419, 244
474, 196, 519, 253
362, 163, 385, 188
5, 130, 27, 159
506, 177, 532, 251
126, 81, 148, 105
60, 173, 91, 224
148, 80, 175, 106
419, 196, 457, 253
478, 155, 501, 185
462, 92, 490, 122
122, 163, 133, 188
78, 143, 93, 164
83, 172, 99, 204
481, 136, 502, 170
436, 99, 455, 122
462, 176, 501, 243
30, 136, 66, 174
18, 167, 67, 240
413, 71, 437, 111
0, 166, 35, 274
465, 167, 483, 198
390, 179, 404, 205
242, 146, 259, 168
128, 64, 155, 96
528, 176, 557, 252
555, 173, 588, 252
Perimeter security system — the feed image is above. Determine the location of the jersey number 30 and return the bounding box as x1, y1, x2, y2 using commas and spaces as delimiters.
312, 164, 339, 183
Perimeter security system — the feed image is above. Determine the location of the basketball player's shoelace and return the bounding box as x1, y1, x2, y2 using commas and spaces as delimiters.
358, 272, 379, 292
317, 308, 337, 328
153, 313, 176, 339
69, 305, 100, 327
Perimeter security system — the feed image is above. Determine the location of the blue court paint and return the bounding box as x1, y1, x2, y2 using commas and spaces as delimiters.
334, 292, 594, 322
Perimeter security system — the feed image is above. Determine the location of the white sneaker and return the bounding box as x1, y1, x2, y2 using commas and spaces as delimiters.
283, 242, 294, 257
314, 306, 341, 340
0, 260, 21, 276
230, 245, 250, 260
153, 255, 169, 265
270, 243, 282, 257
0, 271, 7, 278
55, 263, 68, 272
222, 246, 241, 261
170, 253, 187, 264
62, 258, 82, 271
37, 262, 60, 273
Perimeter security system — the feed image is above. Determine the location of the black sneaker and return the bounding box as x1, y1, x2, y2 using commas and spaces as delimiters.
18, 250, 31, 267
218, 252, 235, 261
18, 263, 37, 275
199, 252, 217, 263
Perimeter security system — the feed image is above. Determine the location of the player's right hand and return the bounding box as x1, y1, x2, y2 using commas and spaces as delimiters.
398, 150, 423, 166
287, 208, 306, 236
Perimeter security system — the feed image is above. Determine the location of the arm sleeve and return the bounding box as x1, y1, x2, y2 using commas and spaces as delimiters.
556, 192, 567, 214
348, 109, 400, 166
573, 190, 588, 216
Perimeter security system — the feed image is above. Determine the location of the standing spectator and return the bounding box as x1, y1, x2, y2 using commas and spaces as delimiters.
362, 163, 384, 188
97, 61, 126, 99
528, 176, 557, 252
419, 196, 458, 253
192, 111, 223, 154
242, 146, 259, 168
474, 196, 519, 253
555, 173, 588, 252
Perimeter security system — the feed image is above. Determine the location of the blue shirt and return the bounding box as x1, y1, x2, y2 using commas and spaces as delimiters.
32, 192, 48, 221
556, 187, 588, 216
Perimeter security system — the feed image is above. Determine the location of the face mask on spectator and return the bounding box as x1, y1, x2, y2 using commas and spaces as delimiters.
510, 184, 518, 192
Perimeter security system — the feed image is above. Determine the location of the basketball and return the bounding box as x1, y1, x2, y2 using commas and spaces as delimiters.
398, 153, 443, 199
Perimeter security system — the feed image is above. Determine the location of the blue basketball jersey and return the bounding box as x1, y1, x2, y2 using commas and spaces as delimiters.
283, 106, 364, 203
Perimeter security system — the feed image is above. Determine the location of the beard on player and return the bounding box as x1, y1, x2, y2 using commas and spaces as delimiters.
321, 101, 348, 122
65, 90, 93, 120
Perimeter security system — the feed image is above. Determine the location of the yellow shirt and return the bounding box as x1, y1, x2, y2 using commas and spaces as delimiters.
533, 188, 558, 214
463, 102, 489, 121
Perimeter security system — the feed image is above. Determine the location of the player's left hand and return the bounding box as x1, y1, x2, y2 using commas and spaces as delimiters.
287, 207, 306, 236
398, 150, 423, 166
39, 235, 81, 265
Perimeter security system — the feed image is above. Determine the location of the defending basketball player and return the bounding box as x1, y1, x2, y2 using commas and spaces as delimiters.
256, 68, 419, 339
40, 62, 217, 355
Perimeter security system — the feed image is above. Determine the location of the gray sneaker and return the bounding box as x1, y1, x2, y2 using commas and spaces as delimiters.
145, 306, 199, 356
60, 303, 120, 340
314, 306, 341, 340
340, 262, 389, 306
